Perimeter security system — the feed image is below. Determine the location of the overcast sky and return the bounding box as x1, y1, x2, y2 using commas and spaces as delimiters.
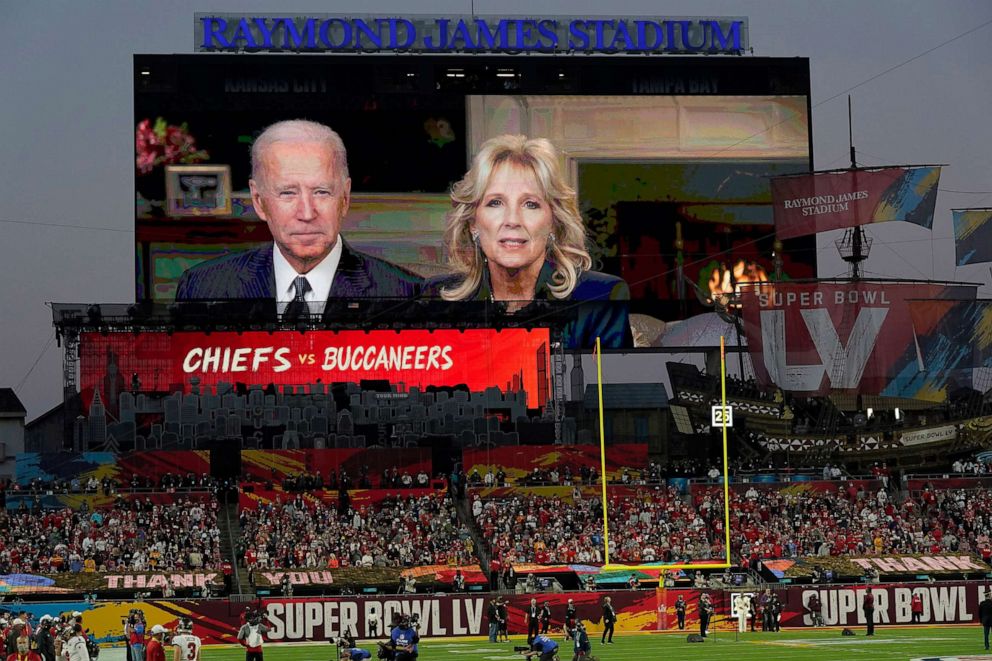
1, 1, 990, 420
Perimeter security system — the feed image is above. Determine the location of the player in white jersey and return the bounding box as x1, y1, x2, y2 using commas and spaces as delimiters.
170, 618, 201, 661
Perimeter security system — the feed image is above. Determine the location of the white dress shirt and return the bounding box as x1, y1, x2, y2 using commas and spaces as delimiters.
273, 240, 342, 314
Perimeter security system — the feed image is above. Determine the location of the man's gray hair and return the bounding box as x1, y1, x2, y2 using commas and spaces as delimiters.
251, 119, 349, 187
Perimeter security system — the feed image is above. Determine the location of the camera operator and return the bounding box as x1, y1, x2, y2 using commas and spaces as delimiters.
571, 622, 592, 661
237, 609, 270, 661
337, 638, 373, 661
522, 633, 558, 661
125, 609, 146, 661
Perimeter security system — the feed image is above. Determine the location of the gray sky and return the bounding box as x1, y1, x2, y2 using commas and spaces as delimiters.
2, 1, 990, 420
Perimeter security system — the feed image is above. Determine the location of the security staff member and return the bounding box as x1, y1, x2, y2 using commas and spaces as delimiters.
527, 599, 540, 645
699, 593, 714, 638
674, 595, 687, 630
863, 590, 876, 637
564, 599, 577, 640
487, 599, 499, 643
601, 596, 616, 644
979, 589, 992, 650
769, 594, 782, 632
496, 598, 509, 643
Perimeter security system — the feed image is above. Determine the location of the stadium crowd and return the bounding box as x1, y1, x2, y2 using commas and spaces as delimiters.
0, 495, 222, 574
702, 481, 992, 567
472, 486, 726, 566
464, 456, 842, 488
237, 492, 476, 570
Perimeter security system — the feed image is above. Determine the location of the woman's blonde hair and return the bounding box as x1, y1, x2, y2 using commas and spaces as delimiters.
440, 135, 592, 301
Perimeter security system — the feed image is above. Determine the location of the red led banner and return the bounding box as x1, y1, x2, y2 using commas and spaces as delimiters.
81, 329, 549, 407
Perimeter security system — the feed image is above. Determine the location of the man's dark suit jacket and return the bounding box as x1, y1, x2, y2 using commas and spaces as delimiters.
175, 240, 422, 312
980, 597, 992, 625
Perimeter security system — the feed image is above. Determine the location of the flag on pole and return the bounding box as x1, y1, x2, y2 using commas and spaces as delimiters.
953, 208, 992, 266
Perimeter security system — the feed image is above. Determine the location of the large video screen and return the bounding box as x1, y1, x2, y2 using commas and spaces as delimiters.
80, 328, 550, 410
135, 55, 813, 349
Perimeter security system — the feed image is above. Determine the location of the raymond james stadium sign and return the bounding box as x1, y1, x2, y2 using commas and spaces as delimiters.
195, 14, 748, 54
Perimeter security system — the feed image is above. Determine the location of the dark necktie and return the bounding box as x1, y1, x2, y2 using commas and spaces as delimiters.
283, 276, 311, 320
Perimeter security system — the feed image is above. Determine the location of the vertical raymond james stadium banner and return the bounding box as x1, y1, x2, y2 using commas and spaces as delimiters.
80, 328, 549, 407
740, 281, 974, 397
771, 166, 940, 240
953, 208, 992, 266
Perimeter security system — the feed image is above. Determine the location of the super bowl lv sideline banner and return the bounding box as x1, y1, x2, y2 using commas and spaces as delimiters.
740, 281, 974, 397
8, 592, 659, 645
7, 583, 982, 644
771, 166, 940, 240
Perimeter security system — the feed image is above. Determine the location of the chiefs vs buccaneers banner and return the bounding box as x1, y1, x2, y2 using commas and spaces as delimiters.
740, 281, 972, 397
81, 328, 549, 407
771, 166, 940, 240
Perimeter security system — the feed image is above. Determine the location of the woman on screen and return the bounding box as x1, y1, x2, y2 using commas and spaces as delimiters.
429, 134, 632, 349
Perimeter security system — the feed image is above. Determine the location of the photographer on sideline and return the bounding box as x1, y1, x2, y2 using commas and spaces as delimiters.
572, 622, 593, 661
338, 640, 372, 660
522, 633, 558, 661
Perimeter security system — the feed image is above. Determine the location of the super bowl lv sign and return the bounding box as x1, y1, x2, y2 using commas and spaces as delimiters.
740, 282, 962, 395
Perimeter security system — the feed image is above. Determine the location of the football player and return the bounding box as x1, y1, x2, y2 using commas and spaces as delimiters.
170, 618, 201, 661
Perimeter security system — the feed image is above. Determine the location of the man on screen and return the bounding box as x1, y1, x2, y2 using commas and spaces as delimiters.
176, 120, 422, 314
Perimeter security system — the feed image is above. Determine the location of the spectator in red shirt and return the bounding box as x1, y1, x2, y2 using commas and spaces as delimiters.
911, 592, 924, 623
145, 625, 168, 661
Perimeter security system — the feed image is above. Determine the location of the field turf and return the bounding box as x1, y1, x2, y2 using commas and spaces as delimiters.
99, 626, 991, 660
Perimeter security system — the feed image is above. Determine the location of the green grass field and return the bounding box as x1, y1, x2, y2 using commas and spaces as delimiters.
116, 627, 989, 661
